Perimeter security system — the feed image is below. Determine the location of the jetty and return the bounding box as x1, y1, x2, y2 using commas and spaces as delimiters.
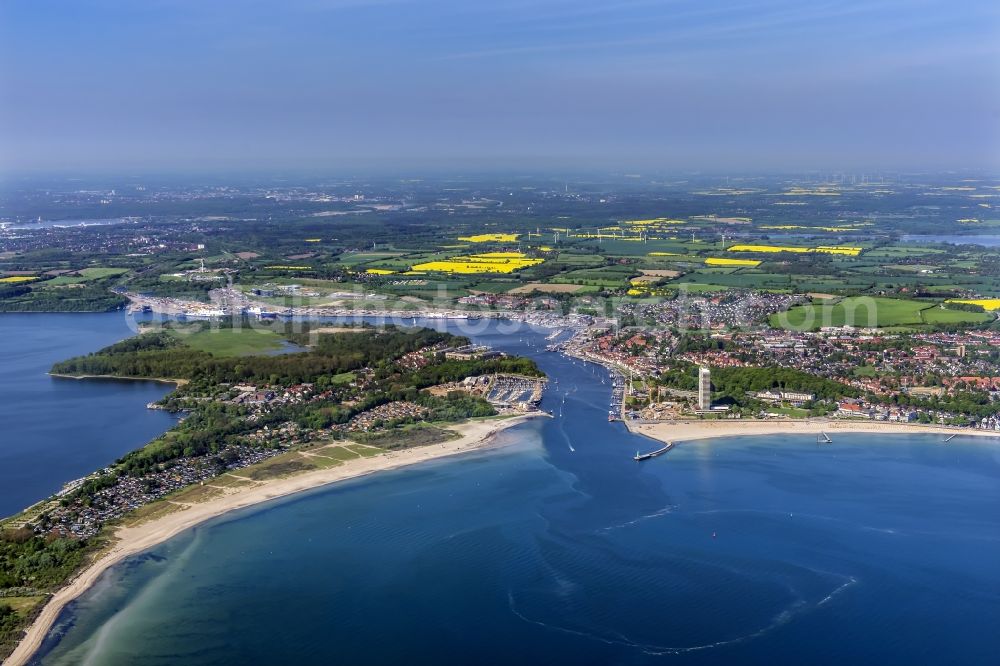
944, 433, 957, 442
818, 432, 832, 443
634, 442, 674, 461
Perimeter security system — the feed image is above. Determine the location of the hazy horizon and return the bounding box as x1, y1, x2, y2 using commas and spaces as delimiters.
2, 0, 998, 173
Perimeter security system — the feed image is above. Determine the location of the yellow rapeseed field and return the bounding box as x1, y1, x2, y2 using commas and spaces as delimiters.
626, 285, 671, 297
624, 218, 685, 225
0, 275, 36, 283
946, 299, 1000, 311
573, 232, 636, 239
365, 268, 395, 275
813, 246, 863, 256
456, 233, 519, 243
704, 258, 761, 267
726, 244, 862, 257
727, 244, 811, 254
759, 225, 863, 232
411, 251, 542, 274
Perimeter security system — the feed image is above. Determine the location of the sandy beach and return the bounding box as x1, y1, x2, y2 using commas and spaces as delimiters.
630, 418, 1000, 445
6, 414, 542, 666
48, 372, 186, 386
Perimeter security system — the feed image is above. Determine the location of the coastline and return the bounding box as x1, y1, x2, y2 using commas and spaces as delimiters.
0, 309, 126, 315
6, 413, 542, 666
48, 372, 186, 386
629, 418, 1000, 444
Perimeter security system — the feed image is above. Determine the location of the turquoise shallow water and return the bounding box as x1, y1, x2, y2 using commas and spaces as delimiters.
10, 317, 1000, 664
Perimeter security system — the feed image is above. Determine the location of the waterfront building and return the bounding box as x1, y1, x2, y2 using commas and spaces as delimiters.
698, 366, 711, 410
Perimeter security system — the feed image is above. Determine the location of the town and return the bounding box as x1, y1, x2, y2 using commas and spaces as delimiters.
551, 308, 1000, 432
14, 330, 548, 540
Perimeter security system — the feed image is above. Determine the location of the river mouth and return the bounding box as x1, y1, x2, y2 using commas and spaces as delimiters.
13, 314, 1000, 666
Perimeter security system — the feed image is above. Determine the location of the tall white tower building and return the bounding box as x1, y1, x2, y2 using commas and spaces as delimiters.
698, 367, 711, 410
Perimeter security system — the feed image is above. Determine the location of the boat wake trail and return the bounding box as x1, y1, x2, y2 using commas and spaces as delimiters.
817, 574, 858, 606
596, 506, 676, 533
711, 507, 1000, 542
555, 409, 575, 452
506, 570, 858, 656
692, 508, 911, 537
507, 591, 803, 655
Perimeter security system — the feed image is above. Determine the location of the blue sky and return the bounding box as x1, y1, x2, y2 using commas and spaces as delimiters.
1, 0, 998, 172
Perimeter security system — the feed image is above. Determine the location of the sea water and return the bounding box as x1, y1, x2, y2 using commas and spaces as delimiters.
0, 313, 178, 516
10, 317, 1000, 664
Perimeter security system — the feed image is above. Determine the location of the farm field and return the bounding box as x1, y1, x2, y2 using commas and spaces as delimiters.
772, 296, 994, 330
947, 298, 1000, 311
6, 173, 1000, 332
42, 267, 129, 285
410, 252, 543, 275
217, 227, 1000, 334
456, 233, 519, 243
170, 328, 289, 357
507, 282, 589, 294
920, 307, 994, 325
772, 297, 926, 330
